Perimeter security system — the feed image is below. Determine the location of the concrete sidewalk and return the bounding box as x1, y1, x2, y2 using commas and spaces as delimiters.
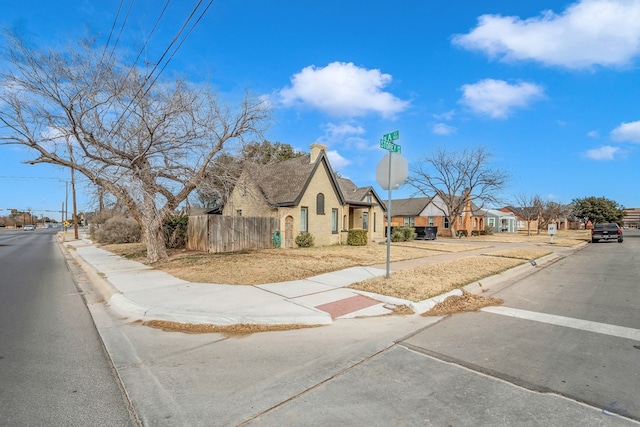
62, 236, 582, 326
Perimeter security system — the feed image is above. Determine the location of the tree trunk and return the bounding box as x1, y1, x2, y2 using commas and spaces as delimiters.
143, 218, 168, 263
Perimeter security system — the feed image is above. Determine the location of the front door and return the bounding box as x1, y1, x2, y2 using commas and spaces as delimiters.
285, 216, 294, 248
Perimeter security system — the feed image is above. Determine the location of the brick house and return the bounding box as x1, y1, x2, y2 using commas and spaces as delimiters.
222, 143, 386, 247
387, 194, 484, 237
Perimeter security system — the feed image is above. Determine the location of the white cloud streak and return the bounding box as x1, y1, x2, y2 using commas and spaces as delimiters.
279, 62, 409, 117
460, 79, 544, 119
452, 0, 640, 69
586, 145, 620, 160
611, 120, 640, 143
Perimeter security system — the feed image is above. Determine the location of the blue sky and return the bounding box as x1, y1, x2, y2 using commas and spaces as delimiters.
2, 0, 640, 220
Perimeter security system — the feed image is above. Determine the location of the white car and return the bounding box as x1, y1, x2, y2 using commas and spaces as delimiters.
23, 225, 36, 231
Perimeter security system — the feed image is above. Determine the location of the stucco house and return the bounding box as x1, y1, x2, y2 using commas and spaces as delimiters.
482, 208, 518, 233
222, 143, 386, 247
500, 206, 538, 232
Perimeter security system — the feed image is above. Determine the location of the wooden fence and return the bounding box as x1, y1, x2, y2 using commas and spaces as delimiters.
187, 215, 281, 253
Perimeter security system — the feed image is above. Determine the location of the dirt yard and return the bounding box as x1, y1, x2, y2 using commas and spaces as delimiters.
99, 230, 590, 303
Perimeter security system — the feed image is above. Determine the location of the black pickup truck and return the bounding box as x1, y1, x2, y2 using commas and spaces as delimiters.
591, 223, 623, 243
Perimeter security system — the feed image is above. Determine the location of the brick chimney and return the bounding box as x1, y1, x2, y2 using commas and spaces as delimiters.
310, 143, 327, 164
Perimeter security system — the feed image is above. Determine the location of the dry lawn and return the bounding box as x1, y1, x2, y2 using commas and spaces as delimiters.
483, 248, 551, 260
468, 230, 590, 247
349, 255, 525, 302
394, 241, 491, 253
102, 243, 448, 285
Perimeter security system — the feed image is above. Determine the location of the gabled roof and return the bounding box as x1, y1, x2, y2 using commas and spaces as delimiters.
386, 197, 431, 216
337, 178, 385, 210
241, 150, 384, 210
243, 152, 343, 206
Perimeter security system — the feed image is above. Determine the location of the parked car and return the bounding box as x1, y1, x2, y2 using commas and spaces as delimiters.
591, 223, 623, 243
23, 225, 36, 231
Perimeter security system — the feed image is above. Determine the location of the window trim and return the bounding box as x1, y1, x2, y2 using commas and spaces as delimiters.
332, 208, 339, 234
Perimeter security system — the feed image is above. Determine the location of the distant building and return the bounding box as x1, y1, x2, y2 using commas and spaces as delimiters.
623, 208, 640, 228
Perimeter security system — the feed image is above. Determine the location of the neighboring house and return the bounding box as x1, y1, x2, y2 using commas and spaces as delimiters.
500, 206, 538, 232
482, 208, 518, 233
387, 194, 485, 236
222, 143, 386, 247
387, 197, 431, 228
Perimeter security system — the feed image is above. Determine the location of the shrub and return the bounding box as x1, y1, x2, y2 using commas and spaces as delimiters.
93, 216, 141, 244
457, 229, 468, 237
295, 232, 315, 247
391, 226, 416, 242
484, 225, 494, 235
163, 215, 188, 249
347, 228, 368, 246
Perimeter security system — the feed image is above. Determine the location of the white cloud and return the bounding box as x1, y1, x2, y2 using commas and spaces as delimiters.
460, 79, 544, 119
452, 0, 640, 69
433, 123, 456, 135
586, 145, 620, 160
326, 149, 351, 170
610, 120, 640, 142
324, 122, 365, 138
279, 62, 409, 117
587, 130, 599, 138
433, 110, 456, 121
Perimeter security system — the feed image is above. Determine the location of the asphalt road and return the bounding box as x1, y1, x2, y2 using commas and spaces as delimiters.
0, 228, 137, 426
403, 229, 640, 422
80, 230, 640, 426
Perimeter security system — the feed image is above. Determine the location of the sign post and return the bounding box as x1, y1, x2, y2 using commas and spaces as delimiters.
376, 131, 408, 278
548, 223, 557, 244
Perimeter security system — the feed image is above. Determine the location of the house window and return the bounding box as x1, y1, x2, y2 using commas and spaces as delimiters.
301, 207, 308, 232
332, 209, 338, 233
458, 216, 462, 225
363, 212, 369, 230
444, 217, 449, 229
428, 216, 434, 226
488, 217, 495, 227
343, 215, 347, 230
316, 193, 325, 215
366, 194, 372, 203
236, 210, 242, 216
373, 212, 377, 232
517, 220, 526, 228
403, 217, 415, 226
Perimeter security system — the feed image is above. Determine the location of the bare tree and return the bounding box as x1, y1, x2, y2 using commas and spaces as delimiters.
512, 193, 543, 236
0, 32, 270, 262
407, 146, 509, 237
538, 200, 572, 233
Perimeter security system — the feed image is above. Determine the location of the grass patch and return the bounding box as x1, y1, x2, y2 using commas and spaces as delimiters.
143, 320, 321, 336
484, 248, 551, 260
349, 256, 524, 302
424, 291, 503, 316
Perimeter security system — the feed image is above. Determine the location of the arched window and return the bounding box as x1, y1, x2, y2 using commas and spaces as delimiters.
316, 193, 325, 215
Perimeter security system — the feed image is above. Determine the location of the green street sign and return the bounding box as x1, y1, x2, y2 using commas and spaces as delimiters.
381, 130, 399, 143
380, 140, 401, 153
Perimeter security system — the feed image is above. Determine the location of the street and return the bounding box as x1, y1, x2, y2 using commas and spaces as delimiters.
0, 228, 137, 426
80, 230, 639, 426
3, 228, 639, 426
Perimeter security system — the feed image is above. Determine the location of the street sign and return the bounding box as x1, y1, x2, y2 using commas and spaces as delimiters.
380, 140, 401, 153
381, 130, 399, 143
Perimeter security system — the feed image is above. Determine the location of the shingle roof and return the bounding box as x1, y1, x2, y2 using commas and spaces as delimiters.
336, 177, 370, 204
387, 197, 431, 216
241, 150, 384, 209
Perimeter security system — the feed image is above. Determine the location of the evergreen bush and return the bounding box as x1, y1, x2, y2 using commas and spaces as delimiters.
295, 232, 315, 247
347, 228, 368, 246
